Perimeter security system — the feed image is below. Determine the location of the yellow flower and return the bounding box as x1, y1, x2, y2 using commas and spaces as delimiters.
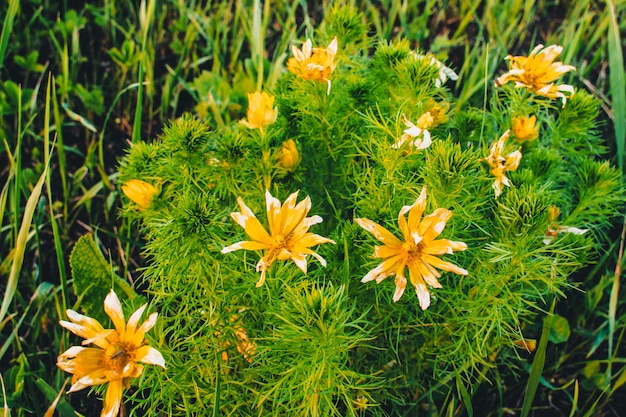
512, 115, 539, 142
425, 99, 449, 127
221, 190, 336, 287
354, 186, 468, 310
485, 130, 522, 197
543, 205, 588, 245
495, 44, 576, 105
393, 113, 433, 149
286, 37, 338, 94
240, 91, 278, 129
121, 179, 158, 209
57, 290, 165, 417
215, 315, 256, 363
277, 139, 300, 172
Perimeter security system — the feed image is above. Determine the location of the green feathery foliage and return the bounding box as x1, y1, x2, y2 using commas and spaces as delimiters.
111, 6, 624, 416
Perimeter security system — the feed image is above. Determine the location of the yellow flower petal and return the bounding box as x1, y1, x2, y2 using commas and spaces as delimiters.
354, 218, 402, 246
104, 290, 126, 336
102, 379, 123, 417
59, 311, 110, 349
135, 345, 166, 368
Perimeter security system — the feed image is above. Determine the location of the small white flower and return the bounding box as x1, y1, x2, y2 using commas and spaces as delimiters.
410, 52, 458, 87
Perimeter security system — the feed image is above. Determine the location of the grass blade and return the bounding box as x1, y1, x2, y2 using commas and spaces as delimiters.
0, 0, 19, 71
607, 211, 626, 381
521, 298, 556, 417
0, 145, 51, 325
607, 0, 625, 172
44, 76, 69, 314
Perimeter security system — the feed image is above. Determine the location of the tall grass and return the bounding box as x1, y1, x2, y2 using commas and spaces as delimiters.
607, 0, 625, 172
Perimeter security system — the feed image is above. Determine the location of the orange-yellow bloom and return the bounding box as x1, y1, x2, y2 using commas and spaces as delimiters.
355, 186, 468, 310
277, 139, 301, 172
512, 115, 539, 142
240, 91, 278, 129
543, 205, 588, 245
392, 113, 433, 149
57, 290, 165, 417
286, 37, 338, 94
425, 99, 449, 127
214, 315, 257, 363
121, 179, 158, 209
485, 130, 522, 197
495, 44, 576, 105
221, 190, 335, 287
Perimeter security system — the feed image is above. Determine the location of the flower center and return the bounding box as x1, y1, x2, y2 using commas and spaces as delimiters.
105, 343, 135, 373
273, 233, 288, 248
403, 241, 424, 261
416, 112, 434, 130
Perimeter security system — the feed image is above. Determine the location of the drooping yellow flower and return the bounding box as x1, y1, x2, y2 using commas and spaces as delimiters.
409, 52, 458, 87
354, 186, 468, 310
513, 338, 537, 352
543, 205, 588, 245
495, 44, 576, 105
57, 290, 165, 417
512, 115, 539, 143
277, 139, 301, 172
240, 91, 278, 129
485, 130, 522, 197
214, 315, 257, 363
221, 190, 336, 287
392, 113, 433, 149
286, 37, 338, 94
121, 179, 158, 209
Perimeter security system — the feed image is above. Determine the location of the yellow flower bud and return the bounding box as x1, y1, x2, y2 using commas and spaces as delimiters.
277, 139, 300, 172
512, 115, 539, 142
121, 179, 158, 209
548, 205, 561, 223
240, 91, 278, 129
513, 338, 537, 352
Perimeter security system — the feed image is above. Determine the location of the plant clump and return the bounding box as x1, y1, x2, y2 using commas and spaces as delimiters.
95, 6, 624, 417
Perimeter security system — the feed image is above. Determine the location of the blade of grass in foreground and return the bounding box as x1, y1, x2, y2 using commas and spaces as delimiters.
520, 298, 556, 417
0, 143, 52, 324
0, 0, 18, 71
132, 0, 155, 143
607, 212, 626, 382
44, 77, 68, 314
607, 0, 625, 173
